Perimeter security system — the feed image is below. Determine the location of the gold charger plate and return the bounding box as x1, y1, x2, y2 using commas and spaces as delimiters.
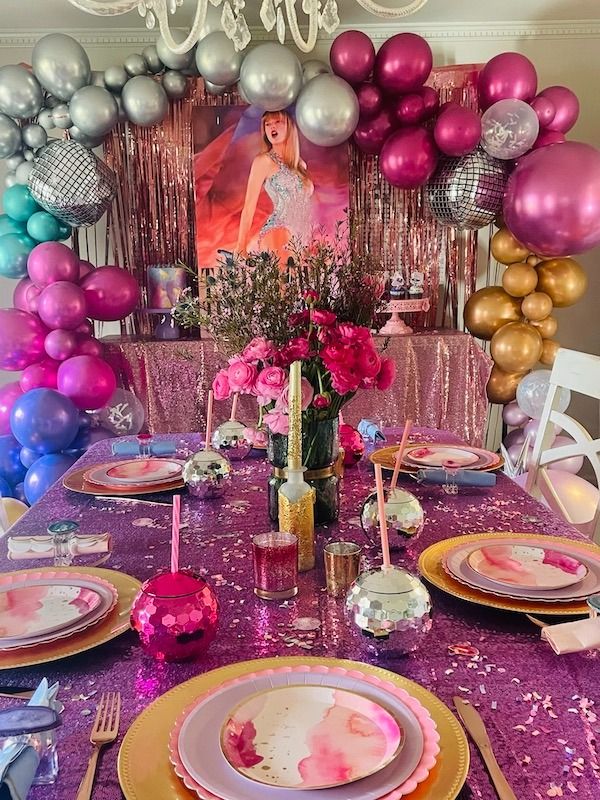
63, 466, 185, 497
118, 656, 469, 800
418, 532, 597, 615
371, 444, 504, 474
0, 567, 140, 670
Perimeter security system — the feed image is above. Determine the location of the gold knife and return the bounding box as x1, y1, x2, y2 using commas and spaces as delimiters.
454, 697, 518, 800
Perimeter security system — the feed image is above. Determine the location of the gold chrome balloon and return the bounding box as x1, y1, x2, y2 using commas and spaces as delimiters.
540, 339, 560, 366
502, 262, 538, 297
531, 314, 558, 339
491, 227, 529, 265
464, 287, 521, 340
521, 291, 553, 321
526, 255, 542, 266
486, 365, 526, 404
536, 258, 588, 307
491, 321, 543, 373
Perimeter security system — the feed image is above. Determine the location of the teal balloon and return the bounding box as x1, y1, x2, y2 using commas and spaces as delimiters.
0, 214, 26, 237
3, 185, 40, 222
0, 232, 36, 278
27, 211, 61, 242
57, 222, 71, 241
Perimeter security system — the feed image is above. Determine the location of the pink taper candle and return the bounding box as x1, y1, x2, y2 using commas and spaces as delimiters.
230, 393, 239, 422
374, 463, 391, 570
170, 494, 181, 574
204, 389, 214, 451
390, 419, 413, 491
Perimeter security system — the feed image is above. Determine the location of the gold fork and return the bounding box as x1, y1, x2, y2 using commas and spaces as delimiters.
76, 692, 121, 800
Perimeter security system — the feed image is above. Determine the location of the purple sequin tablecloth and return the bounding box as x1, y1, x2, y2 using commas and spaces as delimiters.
103, 330, 492, 446
4, 430, 600, 800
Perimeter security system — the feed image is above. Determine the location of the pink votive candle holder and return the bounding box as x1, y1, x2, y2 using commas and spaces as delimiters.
253, 532, 298, 600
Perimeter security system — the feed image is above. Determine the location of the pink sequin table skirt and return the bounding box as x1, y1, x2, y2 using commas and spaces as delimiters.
103, 330, 492, 446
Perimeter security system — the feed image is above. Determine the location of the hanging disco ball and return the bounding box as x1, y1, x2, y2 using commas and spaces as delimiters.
426, 146, 510, 230
28, 139, 117, 227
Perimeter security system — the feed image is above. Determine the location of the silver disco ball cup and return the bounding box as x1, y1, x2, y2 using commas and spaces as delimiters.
211, 420, 252, 461
182, 449, 232, 499
361, 487, 424, 550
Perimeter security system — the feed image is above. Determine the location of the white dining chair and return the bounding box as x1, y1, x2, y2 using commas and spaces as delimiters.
525, 348, 600, 542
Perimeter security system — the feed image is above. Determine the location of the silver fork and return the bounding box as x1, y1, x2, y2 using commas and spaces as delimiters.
75, 692, 121, 800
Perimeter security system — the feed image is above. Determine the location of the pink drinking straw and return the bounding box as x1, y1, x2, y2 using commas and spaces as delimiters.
390, 419, 413, 491
170, 494, 181, 574
230, 393, 239, 422
374, 463, 391, 570
205, 389, 214, 450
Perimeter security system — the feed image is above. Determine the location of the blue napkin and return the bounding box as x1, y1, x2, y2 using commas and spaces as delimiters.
111, 441, 177, 457
416, 468, 496, 487
357, 419, 386, 443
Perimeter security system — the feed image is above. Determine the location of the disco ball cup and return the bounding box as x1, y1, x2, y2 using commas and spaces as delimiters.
182, 449, 232, 499
426, 146, 510, 230
28, 139, 117, 227
130, 569, 219, 662
361, 487, 425, 550
345, 566, 432, 656
211, 420, 252, 461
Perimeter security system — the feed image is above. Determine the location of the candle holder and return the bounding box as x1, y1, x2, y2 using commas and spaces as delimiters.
361, 487, 424, 550
252, 532, 298, 600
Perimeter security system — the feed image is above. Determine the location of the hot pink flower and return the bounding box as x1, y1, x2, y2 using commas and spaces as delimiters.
331, 365, 362, 395
212, 368, 232, 400
311, 309, 337, 327
303, 288, 319, 303
242, 336, 275, 362
337, 322, 371, 343
281, 336, 310, 365
375, 358, 396, 390
227, 358, 257, 393
275, 377, 314, 412
254, 366, 288, 403
263, 409, 290, 435
288, 310, 310, 327
321, 341, 353, 370
355, 344, 381, 379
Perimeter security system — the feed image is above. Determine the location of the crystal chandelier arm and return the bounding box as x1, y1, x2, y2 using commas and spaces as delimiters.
65, 0, 140, 14
154, 0, 209, 53
353, 0, 428, 18
285, 0, 319, 54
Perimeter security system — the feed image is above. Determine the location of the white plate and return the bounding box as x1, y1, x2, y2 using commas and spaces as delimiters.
467, 544, 588, 590
404, 446, 479, 468
85, 459, 184, 488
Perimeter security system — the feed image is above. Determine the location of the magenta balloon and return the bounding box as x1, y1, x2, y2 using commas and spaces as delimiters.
539, 86, 579, 133
57, 355, 117, 411
19, 359, 60, 392
330, 31, 375, 85
504, 141, 600, 256
80, 266, 140, 322
352, 107, 396, 155
419, 86, 439, 119
78, 259, 95, 280
374, 33, 432, 94
502, 400, 529, 427
433, 105, 482, 157
394, 93, 425, 126
356, 82, 383, 120
503, 428, 526, 449
75, 335, 104, 358
531, 129, 565, 150
44, 329, 78, 361
25, 284, 41, 314
0, 308, 47, 371
75, 319, 94, 336
27, 242, 79, 288
13, 278, 33, 312
478, 52, 537, 110
380, 126, 438, 189
37, 281, 87, 331
530, 95, 555, 128
0, 382, 23, 435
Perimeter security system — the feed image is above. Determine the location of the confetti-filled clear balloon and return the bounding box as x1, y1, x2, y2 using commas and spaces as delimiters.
98, 387, 145, 435
481, 98, 539, 160
516, 369, 571, 420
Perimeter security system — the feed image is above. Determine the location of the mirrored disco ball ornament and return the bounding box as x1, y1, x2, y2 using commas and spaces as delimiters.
426, 146, 510, 230
345, 566, 432, 655
361, 487, 424, 550
28, 139, 117, 227
182, 449, 232, 499
211, 420, 252, 461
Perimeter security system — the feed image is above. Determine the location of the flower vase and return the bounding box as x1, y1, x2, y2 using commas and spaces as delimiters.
268, 417, 340, 524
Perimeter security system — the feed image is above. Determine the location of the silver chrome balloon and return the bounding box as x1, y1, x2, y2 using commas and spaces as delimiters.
70, 86, 119, 138
156, 32, 195, 71
124, 54, 148, 78
195, 32, 243, 87
204, 81, 228, 96
121, 76, 168, 127
211, 420, 252, 461
302, 59, 331, 84
51, 104, 72, 130
90, 70, 106, 88
32, 33, 91, 101
67, 125, 105, 149
142, 45, 163, 75
0, 114, 22, 159
0, 65, 43, 119
15, 161, 34, 185
6, 153, 25, 171
22, 123, 47, 150
296, 74, 359, 147
239, 43, 302, 112
182, 449, 232, 499
104, 66, 129, 94
37, 108, 55, 131
5, 173, 17, 188
23, 149, 34, 162
361, 487, 424, 550
162, 71, 188, 100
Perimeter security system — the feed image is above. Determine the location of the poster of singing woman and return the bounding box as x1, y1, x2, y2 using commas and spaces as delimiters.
192, 104, 349, 268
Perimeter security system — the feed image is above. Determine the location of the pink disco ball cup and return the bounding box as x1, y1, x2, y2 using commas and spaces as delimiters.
130, 569, 219, 662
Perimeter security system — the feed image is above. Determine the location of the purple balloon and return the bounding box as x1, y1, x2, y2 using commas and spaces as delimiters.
539, 86, 579, 133
44, 329, 78, 361
330, 31, 375, 85
0, 308, 47, 371
74, 335, 104, 358
434, 105, 481, 157
57, 355, 117, 411
374, 33, 432, 95
394, 93, 425, 126
0, 382, 23, 436
352, 107, 397, 155
419, 86, 439, 119
13, 277, 33, 312
37, 281, 87, 331
524, 418, 557, 446
502, 400, 529, 427
530, 95, 556, 128
478, 52, 537, 110
80, 266, 140, 322
503, 428, 526, 449
356, 82, 383, 120
380, 126, 438, 189
504, 141, 600, 256
27, 242, 79, 288
531, 129, 565, 150
19, 358, 60, 392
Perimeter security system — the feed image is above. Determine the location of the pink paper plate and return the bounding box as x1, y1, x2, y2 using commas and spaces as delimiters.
84, 459, 183, 488
404, 446, 479, 468
467, 544, 588, 590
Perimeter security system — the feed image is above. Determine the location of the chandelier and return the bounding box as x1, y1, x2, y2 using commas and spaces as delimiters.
66, 0, 429, 53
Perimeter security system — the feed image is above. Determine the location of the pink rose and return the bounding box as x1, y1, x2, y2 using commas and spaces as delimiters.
321, 341, 353, 370
275, 377, 314, 412
288, 310, 310, 327
331, 365, 362, 395
263, 409, 290, 435
242, 336, 275, 362
311, 309, 337, 327
254, 366, 288, 403
212, 369, 232, 400
337, 322, 371, 343
355, 344, 381, 379
227, 358, 257, 393
280, 336, 310, 365
375, 358, 396, 390
313, 392, 331, 410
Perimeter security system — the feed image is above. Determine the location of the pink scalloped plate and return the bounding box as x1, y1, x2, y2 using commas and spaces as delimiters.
168, 664, 440, 800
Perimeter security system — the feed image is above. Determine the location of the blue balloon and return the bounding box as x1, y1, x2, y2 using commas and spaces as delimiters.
0, 232, 37, 278
0, 434, 26, 487
3, 185, 40, 222
26, 211, 61, 243
13, 482, 26, 504
57, 222, 71, 241
19, 446, 40, 469
0, 476, 14, 498
0, 214, 26, 237
64, 424, 115, 455
78, 411, 93, 430
10, 389, 80, 455
24, 453, 77, 504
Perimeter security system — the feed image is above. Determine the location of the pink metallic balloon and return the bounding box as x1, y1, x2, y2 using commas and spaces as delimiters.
546, 435, 584, 474
0, 308, 47, 371
524, 418, 557, 447
503, 427, 526, 449
78, 259, 95, 280
502, 400, 529, 427
478, 52, 537, 110
380, 126, 438, 189
531, 129, 565, 150
37, 281, 87, 331
75, 318, 94, 336
374, 33, 432, 94
330, 30, 375, 85
356, 82, 383, 120
19, 359, 60, 392
25, 283, 41, 314
515, 470, 598, 524
44, 329, 78, 361
433, 105, 481, 156
13, 277, 33, 312
503, 141, 600, 256
394, 93, 425, 126
530, 95, 555, 128
538, 85, 579, 133
27, 242, 79, 288
419, 86, 439, 120
80, 266, 140, 322
352, 106, 396, 155
0, 382, 23, 435
57, 355, 117, 411
74, 335, 104, 358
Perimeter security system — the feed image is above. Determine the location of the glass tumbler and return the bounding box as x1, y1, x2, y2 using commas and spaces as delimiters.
46, 520, 79, 567
253, 532, 298, 600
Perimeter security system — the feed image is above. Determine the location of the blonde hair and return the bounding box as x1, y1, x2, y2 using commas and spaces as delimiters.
261, 111, 306, 176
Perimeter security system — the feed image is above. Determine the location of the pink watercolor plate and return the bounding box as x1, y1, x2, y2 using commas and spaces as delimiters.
84, 459, 184, 488
404, 446, 479, 468
220, 685, 403, 790
467, 544, 588, 590
170, 664, 439, 800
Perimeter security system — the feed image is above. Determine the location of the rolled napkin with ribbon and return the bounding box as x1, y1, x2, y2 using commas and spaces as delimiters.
541, 617, 600, 655
7, 534, 111, 561
111, 441, 176, 457
357, 419, 386, 442
416, 469, 496, 487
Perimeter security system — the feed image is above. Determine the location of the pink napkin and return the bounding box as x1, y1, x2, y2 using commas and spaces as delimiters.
7, 534, 111, 561
541, 617, 600, 654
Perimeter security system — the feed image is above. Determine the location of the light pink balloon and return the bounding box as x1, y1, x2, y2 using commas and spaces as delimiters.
44, 329, 78, 361
524, 418, 558, 446
380, 126, 438, 189
330, 30, 375, 85
478, 52, 537, 110
27, 242, 79, 288
352, 107, 396, 155
0, 381, 23, 435
19, 359, 60, 392
503, 428, 526, 449
374, 33, 432, 94
539, 86, 579, 133
547, 435, 584, 474
13, 277, 34, 312
80, 266, 140, 322
508, 442, 528, 467
531, 129, 565, 150
74, 335, 104, 358
57, 355, 117, 411
502, 400, 529, 427
515, 470, 598, 525
530, 95, 555, 128
394, 93, 426, 126
0, 308, 47, 371
356, 82, 383, 121
433, 105, 481, 157
38, 281, 87, 331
